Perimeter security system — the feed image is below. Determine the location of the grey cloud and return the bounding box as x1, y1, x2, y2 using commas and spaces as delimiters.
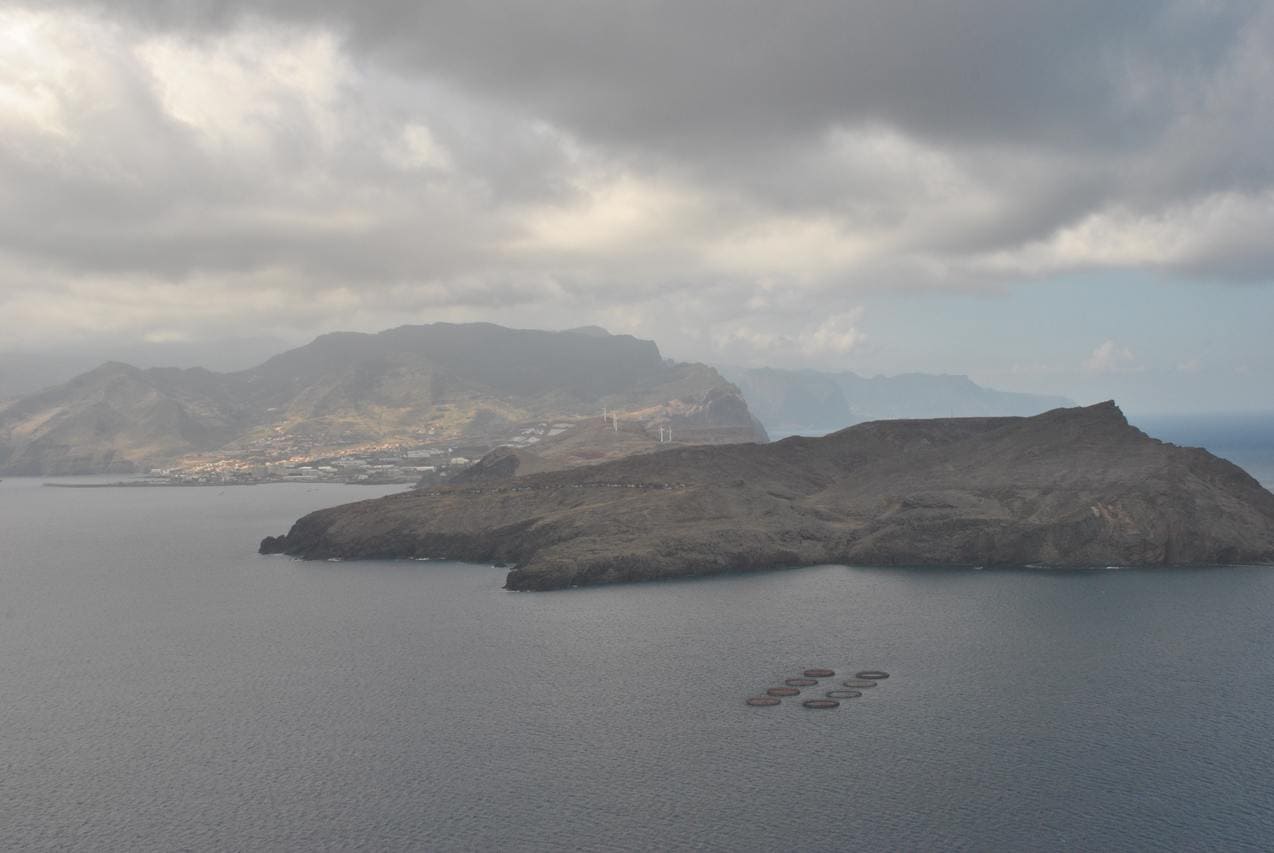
19, 2, 1274, 224
56, 2, 1241, 147
324, 1, 1274, 266
0, 18, 569, 284
3, 0, 1273, 365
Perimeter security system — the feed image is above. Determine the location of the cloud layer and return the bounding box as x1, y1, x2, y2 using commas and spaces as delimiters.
2, 2, 1272, 368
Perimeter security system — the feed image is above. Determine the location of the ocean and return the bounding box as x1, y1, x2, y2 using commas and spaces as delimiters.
1134, 411, 1274, 491
2, 419, 1274, 851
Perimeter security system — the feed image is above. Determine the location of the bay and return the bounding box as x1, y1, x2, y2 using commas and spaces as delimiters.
3, 475, 1274, 851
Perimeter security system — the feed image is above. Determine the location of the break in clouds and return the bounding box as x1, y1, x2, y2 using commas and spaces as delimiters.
2, 1, 1273, 363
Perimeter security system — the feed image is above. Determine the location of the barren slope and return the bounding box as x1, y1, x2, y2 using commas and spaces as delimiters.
261, 402, 1274, 589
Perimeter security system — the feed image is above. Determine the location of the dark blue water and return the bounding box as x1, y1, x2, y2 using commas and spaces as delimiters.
4, 471, 1274, 851
1134, 411, 1274, 490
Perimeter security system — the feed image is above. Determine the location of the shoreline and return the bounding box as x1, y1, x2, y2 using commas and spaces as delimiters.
40, 479, 414, 489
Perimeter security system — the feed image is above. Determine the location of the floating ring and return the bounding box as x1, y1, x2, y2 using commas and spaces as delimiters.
841, 679, 877, 688
802, 699, 840, 709
785, 678, 818, 687
855, 670, 890, 680
803, 668, 835, 678
825, 689, 862, 699
746, 696, 781, 706
766, 686, 801, 697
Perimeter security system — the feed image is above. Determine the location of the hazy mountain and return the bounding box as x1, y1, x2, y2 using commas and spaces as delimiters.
561, 325, 614, 338
261, 402, 1274, 590
449, 385, 763, 484
0, 324, 762, 475
0, 337, 292, 400
719, 366, 1073, 434
0, 362, 245, 475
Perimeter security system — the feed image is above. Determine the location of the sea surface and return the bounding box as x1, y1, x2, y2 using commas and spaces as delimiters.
3, 428, 1274, 851
1135, 411, 1274, 491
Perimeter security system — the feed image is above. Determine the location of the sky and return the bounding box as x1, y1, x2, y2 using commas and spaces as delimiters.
1, 1, 1271, 412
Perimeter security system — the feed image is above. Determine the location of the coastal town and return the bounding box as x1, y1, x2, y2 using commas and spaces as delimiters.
125, 420, 580, 486
144, 445, 478, 486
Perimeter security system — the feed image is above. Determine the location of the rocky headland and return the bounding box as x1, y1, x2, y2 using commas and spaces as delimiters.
260, 402, 1274, 590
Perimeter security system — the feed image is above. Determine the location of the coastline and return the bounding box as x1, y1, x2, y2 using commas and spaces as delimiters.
260, 404, 1274, 591
41, 479, 412, 488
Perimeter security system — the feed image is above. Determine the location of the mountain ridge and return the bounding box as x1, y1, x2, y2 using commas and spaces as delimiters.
0, 323, 761, 475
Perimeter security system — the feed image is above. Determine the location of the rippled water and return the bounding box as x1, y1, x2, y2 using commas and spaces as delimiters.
3, 476, 1274, 851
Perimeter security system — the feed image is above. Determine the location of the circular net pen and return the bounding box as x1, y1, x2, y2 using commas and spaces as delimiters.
825, 689, 863, 699
803, 668, 836, 678
841, 678, 877, 688
785, 678, 818, 687
855, 670, 890, 680
802, 699, 840, 709
746, 696, 782, 706
766, 686, 801, 697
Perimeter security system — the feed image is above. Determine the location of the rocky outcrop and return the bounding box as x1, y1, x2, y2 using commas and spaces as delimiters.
260, 402, 1274, 590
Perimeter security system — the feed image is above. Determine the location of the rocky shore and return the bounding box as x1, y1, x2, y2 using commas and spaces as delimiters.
260, 403, 1274, 590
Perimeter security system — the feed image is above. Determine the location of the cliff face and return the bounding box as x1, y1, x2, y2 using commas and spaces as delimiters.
261, 402, 1274, 589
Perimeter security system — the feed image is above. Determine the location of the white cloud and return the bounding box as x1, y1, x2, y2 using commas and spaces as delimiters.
511, 173, 708, 256
387, 123, 453, 172
1084, 340, 1140, 375
700, 308, 865, 367
801, 310, 865, 357
136, 23, 349, 156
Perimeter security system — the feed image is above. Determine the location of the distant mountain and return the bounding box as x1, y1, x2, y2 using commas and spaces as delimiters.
561, 325, 613, 338
0, 324, 763, 475
0, 362, 245, 475
0, 336, 291, 400
449, 385, 762, 484
718, 366, 1073, 434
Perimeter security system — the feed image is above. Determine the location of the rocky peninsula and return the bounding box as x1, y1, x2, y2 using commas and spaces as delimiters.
260, 402, 1274, 590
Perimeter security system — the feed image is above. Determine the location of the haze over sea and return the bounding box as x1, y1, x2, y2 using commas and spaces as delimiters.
3, 418, 1274, 851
